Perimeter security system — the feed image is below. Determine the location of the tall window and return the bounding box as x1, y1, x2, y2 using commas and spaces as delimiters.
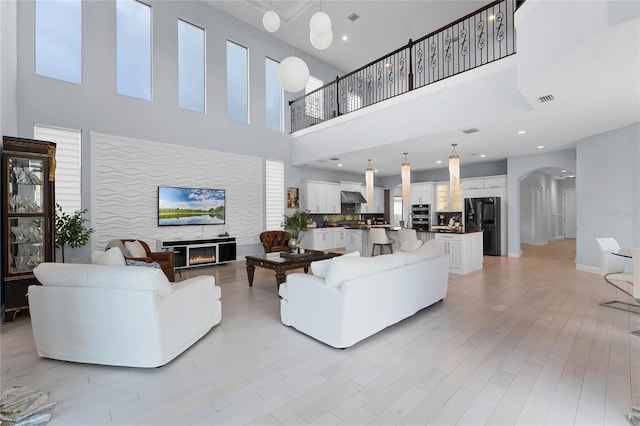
265, 160, 284, 230
265, 57, 282, 131
34, 125, 82, 215
305, 76, 324, 120
117, 0, 151, 100
178, 19, 205, 112
35, 0, 82, 84
227, 40, 248, 123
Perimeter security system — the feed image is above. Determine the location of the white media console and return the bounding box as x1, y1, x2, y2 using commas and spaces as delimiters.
156, 237, 236, 269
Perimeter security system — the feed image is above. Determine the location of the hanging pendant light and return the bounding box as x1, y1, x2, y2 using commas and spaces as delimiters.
310, 11, 332, 37
365, 159, 374, 205
263, 10, 280, 33
278, 56, 309, 92
449, 143, 462, 211
401, 152, 411, 205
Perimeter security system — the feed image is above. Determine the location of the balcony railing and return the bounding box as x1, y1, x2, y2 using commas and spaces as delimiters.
290, 0, 517, 133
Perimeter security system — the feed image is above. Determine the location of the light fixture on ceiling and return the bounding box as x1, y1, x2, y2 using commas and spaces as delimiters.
341, 35, 348, 41
449, 144, 462, 211
262, 10, 280, 32
278, 56, 309, 92
401, 152, 411, 205
309, 8, 332, 50
517, 130, 526, 135
365, 159, 374, 205
310, 29, 333, 50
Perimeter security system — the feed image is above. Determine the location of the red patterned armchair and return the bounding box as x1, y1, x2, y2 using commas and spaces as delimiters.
260, 231, 291, 253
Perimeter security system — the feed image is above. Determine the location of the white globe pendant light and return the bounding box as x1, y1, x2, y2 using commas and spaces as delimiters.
309, 11, 332, 36
262, 10, 280, 32
310, 29, 333, 50
277, 56, 309, 92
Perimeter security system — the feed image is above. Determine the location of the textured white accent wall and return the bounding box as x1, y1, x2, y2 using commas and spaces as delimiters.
89, 132, 263, 254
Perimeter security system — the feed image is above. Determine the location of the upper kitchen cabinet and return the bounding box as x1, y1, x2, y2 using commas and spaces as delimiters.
410, 182, 434, 205
361, 187, 385, 214
301, 181, 340, 214
2, 136, 56, 321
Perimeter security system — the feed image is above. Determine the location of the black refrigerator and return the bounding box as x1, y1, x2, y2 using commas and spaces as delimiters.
465, 197, 501, 256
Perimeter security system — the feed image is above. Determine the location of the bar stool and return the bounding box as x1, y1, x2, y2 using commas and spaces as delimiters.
370, 228, 394, 256
397, 229, 418, 247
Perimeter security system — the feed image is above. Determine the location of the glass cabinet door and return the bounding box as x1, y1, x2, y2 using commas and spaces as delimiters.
8, 157, 44, 214
8, 218, 44, 274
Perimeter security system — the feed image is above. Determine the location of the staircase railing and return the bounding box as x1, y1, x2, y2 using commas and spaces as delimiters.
290, 0, 517, 133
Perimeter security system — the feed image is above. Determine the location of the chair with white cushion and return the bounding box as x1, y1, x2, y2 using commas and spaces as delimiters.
595, 237, 637, 313
398, 229, 422, 251
370, 228, 395, 256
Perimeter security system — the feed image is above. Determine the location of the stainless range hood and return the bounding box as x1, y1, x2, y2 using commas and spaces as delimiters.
340, 191, 367, 204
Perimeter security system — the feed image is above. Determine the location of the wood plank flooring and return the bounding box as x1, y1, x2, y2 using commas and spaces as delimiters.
1, 239, 639, 425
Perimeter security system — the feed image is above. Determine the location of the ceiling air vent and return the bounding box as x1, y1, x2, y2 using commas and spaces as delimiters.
462, 128, 479, 134
347, 13, 359, 21
537, 94, 555, 103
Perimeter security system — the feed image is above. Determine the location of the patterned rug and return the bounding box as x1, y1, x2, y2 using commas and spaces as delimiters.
0, 386, 57, 425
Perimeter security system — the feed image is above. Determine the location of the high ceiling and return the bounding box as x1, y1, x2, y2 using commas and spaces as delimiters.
205, 1, 640, 178
206, 0, 494, 72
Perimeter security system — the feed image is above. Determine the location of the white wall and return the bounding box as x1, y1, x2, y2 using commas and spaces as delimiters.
0, 0, 17, 138
575, 122, 640, 272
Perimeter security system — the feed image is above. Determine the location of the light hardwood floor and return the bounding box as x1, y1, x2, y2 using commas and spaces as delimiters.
1, 239, 638, 425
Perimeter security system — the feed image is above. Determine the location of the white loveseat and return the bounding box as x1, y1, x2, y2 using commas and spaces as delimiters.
29, 262, 221, 368
279, 240, 449, 348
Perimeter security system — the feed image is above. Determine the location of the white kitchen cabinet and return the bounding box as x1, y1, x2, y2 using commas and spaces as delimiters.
483, 176, 506, 188
462, 179, 484, 190
345, 229, 363, 254
301, 228, 346, 251
301, 181, 340, 214
410, 182, 434, 205
362, 187, 385, 213
434, 231, 483, 274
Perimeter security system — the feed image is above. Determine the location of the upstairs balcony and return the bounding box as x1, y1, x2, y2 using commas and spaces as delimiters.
290, 0, 520, 133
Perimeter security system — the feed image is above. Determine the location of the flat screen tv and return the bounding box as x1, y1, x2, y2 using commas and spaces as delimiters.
158, 186, 225, 226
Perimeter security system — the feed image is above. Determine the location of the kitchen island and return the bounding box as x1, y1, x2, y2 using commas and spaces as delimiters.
344, 227, 483, 275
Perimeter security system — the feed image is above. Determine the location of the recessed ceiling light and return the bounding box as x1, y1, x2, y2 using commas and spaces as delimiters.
337, 163, 343, 167
436, 160, 442, 164
537, 145, 545, 149
374, 169, 379, 173
561, 169, 567, 172
480, 154, 486, 158
342, 35, 348, 41
517, 130, 526, 135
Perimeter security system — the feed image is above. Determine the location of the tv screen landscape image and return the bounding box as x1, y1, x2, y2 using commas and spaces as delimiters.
158, 187, 225, 226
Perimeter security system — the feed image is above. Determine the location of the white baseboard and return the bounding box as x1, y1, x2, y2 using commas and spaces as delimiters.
576, 264, 600, 274
508, 251, 522, 258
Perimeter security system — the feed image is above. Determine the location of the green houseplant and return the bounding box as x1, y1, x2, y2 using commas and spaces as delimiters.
55, 203, 94, 263
282, 208, 309, 241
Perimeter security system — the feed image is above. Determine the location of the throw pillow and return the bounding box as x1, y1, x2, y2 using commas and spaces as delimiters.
124, 240, 147, 258
106, 239, 132, 258
92, 247, 126, 266
400, 239, 423, 252
125, 259, 161, 269
324, 253, 402, 288
311, 250, 360, 278
418, 239, 441, 259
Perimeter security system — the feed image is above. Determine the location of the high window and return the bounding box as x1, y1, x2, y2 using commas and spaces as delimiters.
265, 160, 285, 230
35, 0, 82, 84
227, 40, 248, 123
265, 57, 282, 131
34, 125, 82, 215
117, 0, 151, 100
178, 19, 205, 112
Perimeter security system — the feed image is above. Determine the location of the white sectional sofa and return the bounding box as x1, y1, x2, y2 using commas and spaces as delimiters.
29, 262, 221, 368
279, 240, 449, 348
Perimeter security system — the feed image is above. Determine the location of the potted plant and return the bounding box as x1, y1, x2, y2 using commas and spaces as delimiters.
282, 208, 309, 252
55, 203, 94, 263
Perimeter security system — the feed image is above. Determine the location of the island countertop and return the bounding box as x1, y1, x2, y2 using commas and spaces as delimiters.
345, 226, 483, 234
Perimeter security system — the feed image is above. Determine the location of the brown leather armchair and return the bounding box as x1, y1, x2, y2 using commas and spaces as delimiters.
113, 239, 175, 282
260, 231, 291, 253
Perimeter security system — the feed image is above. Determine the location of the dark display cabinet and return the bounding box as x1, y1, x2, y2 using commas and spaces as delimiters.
2, 136, 56, 321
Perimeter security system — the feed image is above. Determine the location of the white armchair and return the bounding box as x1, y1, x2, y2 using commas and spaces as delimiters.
29, 263, 221, 368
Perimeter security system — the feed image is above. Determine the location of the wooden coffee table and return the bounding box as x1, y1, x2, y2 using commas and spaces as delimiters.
245, 250, 341, 287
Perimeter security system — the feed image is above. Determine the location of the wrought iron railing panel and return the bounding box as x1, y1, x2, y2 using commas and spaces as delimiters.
290, 0, 516, 133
